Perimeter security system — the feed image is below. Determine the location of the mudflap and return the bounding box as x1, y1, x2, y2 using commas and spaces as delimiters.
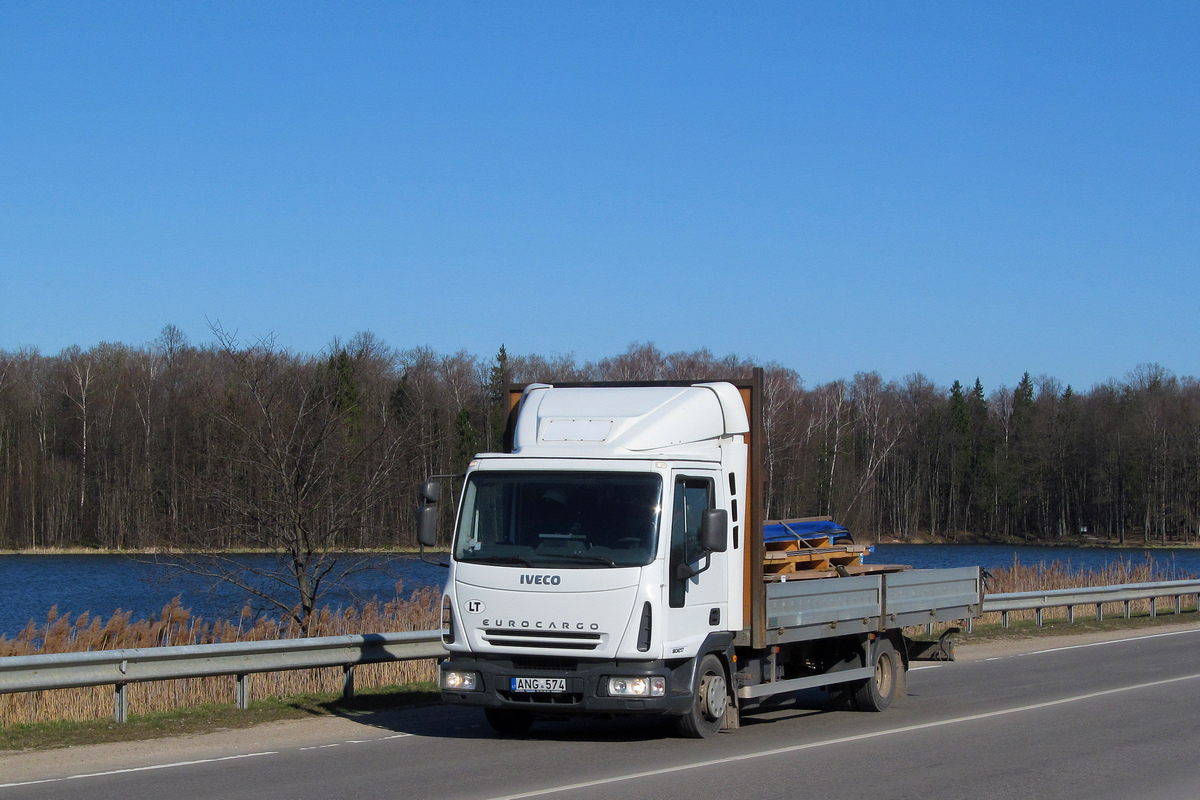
904, 627, 960, 662
723, 698, 741, 730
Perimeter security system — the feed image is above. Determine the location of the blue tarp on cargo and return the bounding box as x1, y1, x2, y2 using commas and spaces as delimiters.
763, 519, 853, 545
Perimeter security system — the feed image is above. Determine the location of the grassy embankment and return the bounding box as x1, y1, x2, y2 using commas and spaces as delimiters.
2, 556, 1196, 752
1, 587, 441, 730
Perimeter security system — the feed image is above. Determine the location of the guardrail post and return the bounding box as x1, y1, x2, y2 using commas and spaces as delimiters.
1096, 603, 1103, 621
1035, 608, 1043, 626
343, 664, 356, 699
1002, 611, 1009, 629
965, 617, 973, 633
1150, 598, 1157, 618
1175, 596, 1182, 615
236, 673, 250, 710
114, 683, 128, 723
1067, 605, 1074, 624
1124, 600, 1131, 619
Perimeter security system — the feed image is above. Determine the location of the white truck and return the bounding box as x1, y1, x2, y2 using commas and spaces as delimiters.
416, 372, 981, 737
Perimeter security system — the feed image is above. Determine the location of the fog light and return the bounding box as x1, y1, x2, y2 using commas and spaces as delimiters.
607, 676, 665, 697
440, 669, 479, 691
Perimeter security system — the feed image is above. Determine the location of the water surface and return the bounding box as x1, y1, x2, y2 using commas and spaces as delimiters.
2, 544, 1197, 639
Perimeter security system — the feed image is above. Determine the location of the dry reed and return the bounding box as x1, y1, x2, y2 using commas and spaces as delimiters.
0, 584, 440, 727
970, 554, 1199, 628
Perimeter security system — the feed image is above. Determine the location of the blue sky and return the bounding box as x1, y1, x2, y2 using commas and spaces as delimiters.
2, 2, 1197, 392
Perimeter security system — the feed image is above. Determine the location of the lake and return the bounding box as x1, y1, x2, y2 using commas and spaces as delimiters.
2, 544, 1197, 639
0, 553, 450, 640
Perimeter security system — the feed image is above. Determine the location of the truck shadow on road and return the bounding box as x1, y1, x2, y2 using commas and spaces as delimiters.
307, 688, 841, 742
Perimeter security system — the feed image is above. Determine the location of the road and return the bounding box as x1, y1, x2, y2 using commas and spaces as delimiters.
3, 627, 1200, 800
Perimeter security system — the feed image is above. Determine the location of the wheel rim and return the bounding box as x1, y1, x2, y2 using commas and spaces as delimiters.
702, 672, 728, 721
874, 653, 894, 698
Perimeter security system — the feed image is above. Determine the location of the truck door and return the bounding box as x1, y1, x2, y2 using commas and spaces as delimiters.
664, 471, 727, 655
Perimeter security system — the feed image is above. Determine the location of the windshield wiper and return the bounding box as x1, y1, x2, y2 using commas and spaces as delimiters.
537, 553, 619, 567
464, 555, 535, 567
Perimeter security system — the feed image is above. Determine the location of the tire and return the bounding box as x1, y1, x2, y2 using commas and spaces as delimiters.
485, 708, 534, 737
676, 654, 730, 738
829, 685, 858, 711
851, 639, 900, 712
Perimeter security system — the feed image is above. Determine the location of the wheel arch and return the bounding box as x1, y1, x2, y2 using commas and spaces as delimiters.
673, 632, 736, 697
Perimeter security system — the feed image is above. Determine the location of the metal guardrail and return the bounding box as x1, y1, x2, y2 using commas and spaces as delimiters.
2, 578, 1199, 723
0, 631, 447, 722
980, 578, 1200, 629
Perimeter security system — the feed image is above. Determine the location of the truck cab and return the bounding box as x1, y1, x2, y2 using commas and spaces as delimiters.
428, 381, 749, 736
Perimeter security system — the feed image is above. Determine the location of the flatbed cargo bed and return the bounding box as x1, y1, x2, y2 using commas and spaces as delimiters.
763, 566, 982, 645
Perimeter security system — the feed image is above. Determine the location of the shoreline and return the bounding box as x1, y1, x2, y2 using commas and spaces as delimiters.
2, 539, 1199, 556
0, 547, 446, 556
870, 537, 1200, 551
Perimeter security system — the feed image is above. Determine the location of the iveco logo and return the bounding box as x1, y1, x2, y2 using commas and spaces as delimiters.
520, 574, 562, 586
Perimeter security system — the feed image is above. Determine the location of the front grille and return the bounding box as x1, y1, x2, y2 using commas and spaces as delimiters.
498, 690, 584, 705
482, 628, 602, 651
510, 656, 580, 672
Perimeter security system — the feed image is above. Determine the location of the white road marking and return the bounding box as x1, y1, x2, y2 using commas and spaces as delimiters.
485, 671, 1200, 800
1016, 627, 1200, 657
0, 752, 277, 790
299, 733, 413, 751
907, 664, 943, 671
2, 732, 418, 788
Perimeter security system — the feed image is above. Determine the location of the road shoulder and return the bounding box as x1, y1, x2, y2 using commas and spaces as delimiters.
5, 620, 1200, 786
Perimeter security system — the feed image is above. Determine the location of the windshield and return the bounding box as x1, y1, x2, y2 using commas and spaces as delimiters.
454, 471, 662, 568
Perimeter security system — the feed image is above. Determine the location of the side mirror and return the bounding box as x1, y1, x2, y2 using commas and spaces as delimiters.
699, 509, 728, 553
416, 480, 442, 548
416, 504, 438, 547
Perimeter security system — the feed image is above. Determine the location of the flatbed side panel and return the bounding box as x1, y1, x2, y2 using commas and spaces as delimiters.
765, 575, 882, 631
883, 567, 982, 628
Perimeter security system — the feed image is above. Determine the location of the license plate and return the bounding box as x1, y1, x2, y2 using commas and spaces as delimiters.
510, 677, 567, 693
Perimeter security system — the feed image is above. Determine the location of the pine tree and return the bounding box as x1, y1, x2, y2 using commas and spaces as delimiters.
487, 345, 512, 452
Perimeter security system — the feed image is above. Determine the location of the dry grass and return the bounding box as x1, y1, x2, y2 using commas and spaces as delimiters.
901, 555, 1200, 640
976, 554, 1199, 625
0, 585, 440, 727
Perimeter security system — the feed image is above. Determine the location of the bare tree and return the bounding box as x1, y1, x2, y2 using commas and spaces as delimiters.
164, 327, 405, 634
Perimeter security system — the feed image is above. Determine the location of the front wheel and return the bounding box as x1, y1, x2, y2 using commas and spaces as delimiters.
851, 639, 901, 712
676, 654, 730, 738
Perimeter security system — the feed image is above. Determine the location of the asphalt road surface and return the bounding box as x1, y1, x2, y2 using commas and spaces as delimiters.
4, 627, 1200, 800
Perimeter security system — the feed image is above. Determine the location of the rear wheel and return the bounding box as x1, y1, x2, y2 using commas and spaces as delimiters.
676, 654, 729, 738
851, 639, 900, 712
485, 708, 534, 736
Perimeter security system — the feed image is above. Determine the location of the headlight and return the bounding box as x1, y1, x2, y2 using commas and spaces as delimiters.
606, 676, 665, 697
440, 669, 479, 691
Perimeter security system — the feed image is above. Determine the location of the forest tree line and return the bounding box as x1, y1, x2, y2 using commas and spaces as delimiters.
1, 327, 1198, 552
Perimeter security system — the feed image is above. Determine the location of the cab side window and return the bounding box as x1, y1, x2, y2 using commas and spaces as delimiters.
669, 477, 713, 608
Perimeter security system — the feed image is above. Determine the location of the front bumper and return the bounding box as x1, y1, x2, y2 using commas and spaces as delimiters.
439, 654, 694, 716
